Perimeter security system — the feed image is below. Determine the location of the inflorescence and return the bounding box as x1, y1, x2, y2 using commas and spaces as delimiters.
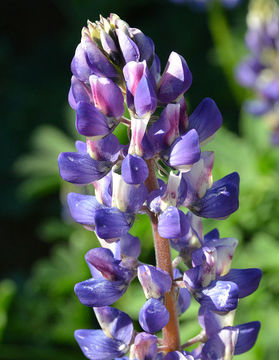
58, 14, 262, 360
236, 0, 279, 145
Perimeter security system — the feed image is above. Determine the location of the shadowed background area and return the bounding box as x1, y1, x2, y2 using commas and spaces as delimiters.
1, 0, 279, 359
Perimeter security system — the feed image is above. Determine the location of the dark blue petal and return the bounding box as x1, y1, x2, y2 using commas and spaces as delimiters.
94, 208, 134, 240
116, 29, 140, 63
81, 33, 118, 79
220, 268, 262, 298
167, 129, 200, 171
199, 280, 239, 312
188, 98, 222, 144
75, 329, 128, 360
177, 288, 191, 316
71, 44, 92, 82
120, 233, 141, 258
157, 52, 192, 103
191, 172, 240, 219
76, 101, 110, 137
204, 228, 220, 243
121, 154, 149, 184
94, 306, 134, 345
139, 298, 169, 333
67, 193, 104, 227
158, 206, 190, 239
130, 28, 155, 64
234, 321, 261, 355
58, 152, 111, 184
74, 278, 129, 307
134, 75, 157, 117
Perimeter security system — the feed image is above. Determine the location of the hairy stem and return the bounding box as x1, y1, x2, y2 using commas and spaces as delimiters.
145, 159, 180, 352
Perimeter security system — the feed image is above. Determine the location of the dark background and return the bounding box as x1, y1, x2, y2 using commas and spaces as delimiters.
3, 1, 273, 359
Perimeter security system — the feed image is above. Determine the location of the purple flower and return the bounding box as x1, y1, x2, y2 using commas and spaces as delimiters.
157, 52, 192, 103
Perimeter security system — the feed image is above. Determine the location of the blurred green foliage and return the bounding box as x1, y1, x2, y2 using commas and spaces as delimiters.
2, 0, 279, 359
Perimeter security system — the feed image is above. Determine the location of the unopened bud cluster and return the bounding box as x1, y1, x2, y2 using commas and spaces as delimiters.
58, 14, 262, 360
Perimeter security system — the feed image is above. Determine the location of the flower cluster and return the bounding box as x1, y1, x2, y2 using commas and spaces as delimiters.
236, 0, 279, 145
170, 0, 241, 10
58, 14, 262, 359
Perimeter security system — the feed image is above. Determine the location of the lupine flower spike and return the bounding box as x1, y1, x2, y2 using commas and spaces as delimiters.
236, 0, 279, 145
58, 14, 262, 360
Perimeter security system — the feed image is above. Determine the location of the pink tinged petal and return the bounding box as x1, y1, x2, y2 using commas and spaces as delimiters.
137, 265, 172, 299
234, 321, 261, 355
85, 248, 131, 281
112, 170, 148, 213
190, 172, 240, 219
116, 29, 140, 63
120, 233, 141, 258
94, 207, 134, 240
177, 288, 191, 316
188, 98, 223, 145
81, 31, 118, 79
157, 52, 192, 103
148, 103, 180, 152
86, 134, 121, 162
58, 152, 111, 184
69, 76, 92, 110
89, 75, 124, 118
75, 329, 128, 360
123, 61, 145, 96
205, 237, 238, 276
220, 268, 262, 298
134, 75, 157, 117
74, 278, 129, 307
158, 206, 190, 239
130, 333, 158, 360
94, 306, 134, 345
67, 193, 104, 228
93, 172, 113, 207
129, 117, 149, 156
182, 151, 215, 207
71, 43, 92, 82
139, 298, 169, 333
200, 280, 239, 312
167, 129, 200, 172
121, 154, 149, 185
160, 171, 183, 210
201, 327, 238, 360
76, 101, 110, 138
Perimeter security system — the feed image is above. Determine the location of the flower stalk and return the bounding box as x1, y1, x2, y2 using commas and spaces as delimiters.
58, 13, 262, 360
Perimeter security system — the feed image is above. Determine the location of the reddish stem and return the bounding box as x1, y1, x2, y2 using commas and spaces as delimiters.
145, 159, 180, 352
